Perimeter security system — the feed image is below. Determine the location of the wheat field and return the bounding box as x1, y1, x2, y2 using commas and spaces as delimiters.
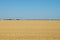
0, 20, 60, 40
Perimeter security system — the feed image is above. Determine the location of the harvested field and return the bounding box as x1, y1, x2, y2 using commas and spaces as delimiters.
0, 20, 60, 40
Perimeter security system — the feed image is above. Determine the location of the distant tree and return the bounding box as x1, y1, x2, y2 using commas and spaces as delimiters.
4, 19, 14, 20
16, 19, 20, 20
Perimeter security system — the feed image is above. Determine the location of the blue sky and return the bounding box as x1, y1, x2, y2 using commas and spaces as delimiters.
0, 0, 60, 19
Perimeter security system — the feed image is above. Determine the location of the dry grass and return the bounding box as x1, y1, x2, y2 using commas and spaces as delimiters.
0, 20, 60, 40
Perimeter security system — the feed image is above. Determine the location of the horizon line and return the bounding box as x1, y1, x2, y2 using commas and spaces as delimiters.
0, 19, 60, 20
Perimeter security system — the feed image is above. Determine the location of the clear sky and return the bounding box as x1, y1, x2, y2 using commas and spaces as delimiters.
0, 0, 60, 19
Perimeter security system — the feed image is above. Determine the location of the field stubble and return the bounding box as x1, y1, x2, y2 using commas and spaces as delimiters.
0, 20, 60, 40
